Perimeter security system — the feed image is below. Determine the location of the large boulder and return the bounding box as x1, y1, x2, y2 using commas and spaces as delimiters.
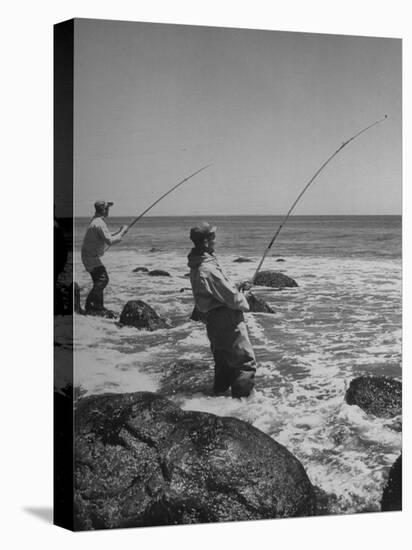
119, 300, 169, 331
345, 376, 402, 418
381, 455, 402, 511
74, 392, 316, 530
254, 270, 298, 288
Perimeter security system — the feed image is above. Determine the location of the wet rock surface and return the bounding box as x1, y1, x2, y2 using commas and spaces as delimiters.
148, 269, 171, 277
254, 270, 298, 288
119, 300, 169, 331
381, 455, 402, 511
246, 292, 274, 313
74, 392, 317, 530
345, 376, 402, 418
160, 360, 213, 397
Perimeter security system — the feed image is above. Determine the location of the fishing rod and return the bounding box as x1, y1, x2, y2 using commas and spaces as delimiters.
127, 163, 212, 232
251, 115, 388, 284
105, 163, 212, 250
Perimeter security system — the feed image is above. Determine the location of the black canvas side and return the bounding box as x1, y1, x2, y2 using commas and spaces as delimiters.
53, 18, 74, 531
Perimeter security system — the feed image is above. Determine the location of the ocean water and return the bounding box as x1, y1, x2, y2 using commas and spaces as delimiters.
65, 215, 401, 515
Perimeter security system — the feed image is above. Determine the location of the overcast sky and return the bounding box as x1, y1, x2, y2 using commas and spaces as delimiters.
73, 18, 401, 217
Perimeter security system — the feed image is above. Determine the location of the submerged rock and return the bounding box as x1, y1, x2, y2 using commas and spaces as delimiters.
74, 392, 316, 530
148, 269, 171, 277
233, 257, 253, 263
246, 292, 274, 313
160, 360, 213, 396
132, 267, 149, 273
345, 376, 402, 418
381, 455, 402, 511
254, 270, 298, 288
118, 300, 169, 331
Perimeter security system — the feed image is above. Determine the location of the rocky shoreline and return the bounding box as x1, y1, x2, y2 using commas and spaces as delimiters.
56, 269, 402, 528
65, 369, 402, 529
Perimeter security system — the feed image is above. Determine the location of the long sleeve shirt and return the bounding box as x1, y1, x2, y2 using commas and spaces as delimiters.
188, 249, 249, 313
81, 217, 122, 272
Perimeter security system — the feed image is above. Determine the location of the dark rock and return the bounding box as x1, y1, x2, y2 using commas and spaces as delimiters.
118, 300, 169, 331
312, 486, 338, 516
233, 257, 253, 263
160, 360, 213, 396
246, 292, 274, 313
190, 306, 207, 323
149, 247, 159, 253
276, 258, 285, 262
254, 270, 298, 288
133, 267, 149, 273
345, 376, 402, 418
381, 455, 402, 511
74, 392, 316, 530
148, 270, 171, 277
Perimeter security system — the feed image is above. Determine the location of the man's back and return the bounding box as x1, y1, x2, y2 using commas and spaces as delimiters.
81, 217, 111, 272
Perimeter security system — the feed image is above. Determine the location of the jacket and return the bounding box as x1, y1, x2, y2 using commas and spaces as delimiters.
187, 249, 249, 313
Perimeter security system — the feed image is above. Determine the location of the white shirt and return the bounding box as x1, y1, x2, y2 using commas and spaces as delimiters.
81, 217, 114, 272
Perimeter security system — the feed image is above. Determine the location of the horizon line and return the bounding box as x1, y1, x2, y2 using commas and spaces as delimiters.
71, 213, 402, 218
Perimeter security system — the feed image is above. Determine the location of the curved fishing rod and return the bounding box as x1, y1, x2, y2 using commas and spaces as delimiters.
105, 163, 212, 250
251, 115, 388, 284
127, 163, 213, 231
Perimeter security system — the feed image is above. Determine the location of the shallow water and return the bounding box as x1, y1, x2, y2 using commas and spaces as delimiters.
60, 215, 402, 514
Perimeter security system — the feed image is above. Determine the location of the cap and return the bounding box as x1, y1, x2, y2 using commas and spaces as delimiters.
94, 200, 114, 212
190, 222, 217, 243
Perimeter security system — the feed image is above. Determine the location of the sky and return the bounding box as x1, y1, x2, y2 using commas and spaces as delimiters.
72, 18, 401, 217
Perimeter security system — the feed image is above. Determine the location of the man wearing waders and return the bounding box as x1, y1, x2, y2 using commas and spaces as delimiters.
81, 201, 128, 316
188, 222, 256, 398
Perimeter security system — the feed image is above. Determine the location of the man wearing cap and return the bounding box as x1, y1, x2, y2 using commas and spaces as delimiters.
188, 222, 256, 398
81, 201, 128, 315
